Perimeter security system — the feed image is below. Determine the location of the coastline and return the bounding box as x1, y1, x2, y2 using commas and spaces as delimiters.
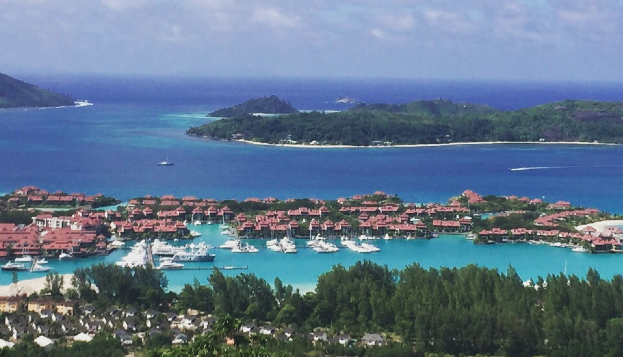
576, 220, 623, 231
0, 273, 74, 296
235, 139, 619, 149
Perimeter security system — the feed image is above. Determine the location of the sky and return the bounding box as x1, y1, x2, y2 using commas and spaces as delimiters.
0, 0, 622, 81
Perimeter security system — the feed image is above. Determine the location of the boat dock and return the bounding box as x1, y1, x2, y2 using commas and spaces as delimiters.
146, 243, 155, 268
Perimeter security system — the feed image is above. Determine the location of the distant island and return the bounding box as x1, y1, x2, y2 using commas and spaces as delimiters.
188, 98, 623, 146
208, 95, 298, 117
0, 73, 75, 109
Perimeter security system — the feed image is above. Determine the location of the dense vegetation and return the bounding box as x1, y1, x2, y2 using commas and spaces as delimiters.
209, 95, 298, 117
67, 261, 622, 357
1, 262, 619, 356
0, 73, 74, 109
188, 99, 623, 145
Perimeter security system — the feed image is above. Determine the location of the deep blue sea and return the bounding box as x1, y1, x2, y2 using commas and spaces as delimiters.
0, 75, 622, 289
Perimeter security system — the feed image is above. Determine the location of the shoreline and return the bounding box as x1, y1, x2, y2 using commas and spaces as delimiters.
0, 273, 74, 296
576, 220, 623, 231
234, 139, 619, 149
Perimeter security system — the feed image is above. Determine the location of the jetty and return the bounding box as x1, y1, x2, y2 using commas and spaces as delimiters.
146, 242, 155, 268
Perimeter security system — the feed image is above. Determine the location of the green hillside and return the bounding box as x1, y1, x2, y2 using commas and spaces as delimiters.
189, 98, 623, 146
208, 95, 298, 117
349, 98, 500, 116
0, 73, 75, 108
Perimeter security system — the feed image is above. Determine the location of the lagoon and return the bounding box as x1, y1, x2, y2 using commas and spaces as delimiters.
1, 224, 622, 292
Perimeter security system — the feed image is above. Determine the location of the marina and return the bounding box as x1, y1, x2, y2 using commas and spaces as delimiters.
0, 223, 619, 293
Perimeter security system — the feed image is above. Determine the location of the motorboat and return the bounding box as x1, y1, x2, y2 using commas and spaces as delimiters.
59, 252, 74, 260
572, 246, 590, 253
466, 233, 476, 240
157, 259, 185, 270
171, 250, 216, 262
2, 262, 28, 271
361, 242, 381, 252
219, 239, 240, 249
14, 255, 34, 263
383, 234, 392, 240
231, 242, 259, 253
30, 264, 52, 273
193, 220, 202, 226
36, 258, 48, 264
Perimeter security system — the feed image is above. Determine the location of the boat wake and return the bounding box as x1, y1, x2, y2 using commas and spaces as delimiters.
510, 166, 574, 171
510, 165, 620, 171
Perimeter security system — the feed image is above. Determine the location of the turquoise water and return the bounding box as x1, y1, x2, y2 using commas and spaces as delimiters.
4, 225, 621, 292
0, 76, 622, 291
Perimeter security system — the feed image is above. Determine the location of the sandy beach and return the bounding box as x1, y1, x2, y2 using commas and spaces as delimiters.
0, 273, 74, 296
576, 220, 623, 232
236, 139, 617, 149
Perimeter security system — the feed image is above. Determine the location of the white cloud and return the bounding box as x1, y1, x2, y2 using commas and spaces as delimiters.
252, 8, 300, 28
101, 0, 148, 11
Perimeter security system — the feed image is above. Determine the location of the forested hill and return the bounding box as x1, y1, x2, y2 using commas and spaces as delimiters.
188, 99, 623, 146
208, 95, 298, 117
0, 73, 75, 108
348, 98, 500, 116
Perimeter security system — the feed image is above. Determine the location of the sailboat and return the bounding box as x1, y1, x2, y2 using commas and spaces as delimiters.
158, 145, 174, 166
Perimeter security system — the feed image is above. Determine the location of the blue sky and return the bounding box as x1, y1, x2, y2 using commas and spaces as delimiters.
1, 0, 622, 81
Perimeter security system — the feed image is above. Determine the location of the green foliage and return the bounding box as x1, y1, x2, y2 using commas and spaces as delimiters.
0, 211, 36, 225
41, 272, 64, 300
189, 99, 623, 145
74, 263, 168, 308
209, 95, 298, 117
91, 196, 121, 209
0, 73, 74, 108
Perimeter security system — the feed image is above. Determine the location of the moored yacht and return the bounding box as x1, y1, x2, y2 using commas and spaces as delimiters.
2, 262, 28, 271
15, 255, 34, 263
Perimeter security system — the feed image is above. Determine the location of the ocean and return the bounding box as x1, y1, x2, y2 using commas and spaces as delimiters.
0, 75, 622, 289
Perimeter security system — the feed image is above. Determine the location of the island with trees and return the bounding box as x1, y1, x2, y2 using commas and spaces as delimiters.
0, 73, 75, 109
187, 97, 623, 146
208, 95, 298, 117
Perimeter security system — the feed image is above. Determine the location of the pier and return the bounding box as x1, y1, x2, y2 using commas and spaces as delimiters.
146, 243, 155, 268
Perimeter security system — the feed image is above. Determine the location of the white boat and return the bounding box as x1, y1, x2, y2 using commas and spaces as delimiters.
550, 242, 564, 247
219, 239, 240, 249
36, 258, 48, 264
231, 242, 259, 253
1, 262, 28, 271
383, 234, 392, 240
109, 240, 125, 248
193, 220, 202, 226
572, 246, 590, 253
466, 233, 476, 240
171, 250, 215, 262
189, 230, 202, 237
313, 241, 339, 253
361, 242, 381, 252
157, 260, 185, 270
14, 255, 33, 263
30, 264, 52, 273
157, 161, 174, 166
59, 252, 73, 260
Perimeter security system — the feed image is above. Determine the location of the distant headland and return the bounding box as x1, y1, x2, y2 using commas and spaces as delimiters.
187, 96, 623, 147
207, 95, 297, 117
0, 73, 75, 109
